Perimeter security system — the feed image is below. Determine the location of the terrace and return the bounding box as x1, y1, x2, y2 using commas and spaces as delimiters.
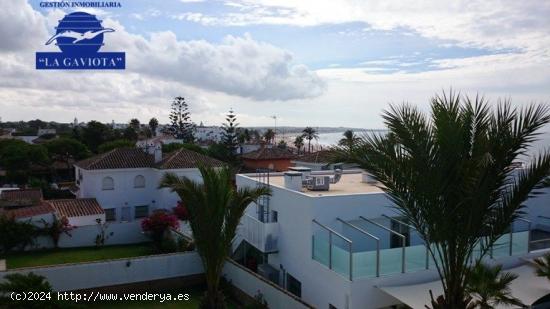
247, 170, 385, 196
311, 215, 550, 281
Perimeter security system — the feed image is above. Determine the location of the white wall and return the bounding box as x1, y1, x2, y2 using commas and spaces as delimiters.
0, 252, 203, 291
77, 167, 204, 221
223, 259, 314, 309
29, 221, 150, 250
236, 173, 550, 309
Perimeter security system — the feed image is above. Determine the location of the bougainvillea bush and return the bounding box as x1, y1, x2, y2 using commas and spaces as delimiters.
172, 201, 190, 221
141, 210, 179, 251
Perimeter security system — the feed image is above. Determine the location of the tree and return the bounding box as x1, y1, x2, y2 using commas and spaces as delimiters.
0, 139, 49, 183
222, 109, 239, 161
0, 273, 57, 309
465, 263, 523, 308
129, 118, 140, 131
44, 138, 90, 168
263, 129, 275, 144
293, 135, 304, 154
159, 167, 271, 309
97, 139, 135, 153
338, 130, 360, 152
169, 96, 195, 143
81, 121, 113, 153
162, 142, 207, 155
302, 126, 319, 153
533, 252, 550, 281
0, 214, 38, 254
122, 127, 138, 141
277, 140, 288, 149
335, 91, 550, 308
149, 117, 159, 137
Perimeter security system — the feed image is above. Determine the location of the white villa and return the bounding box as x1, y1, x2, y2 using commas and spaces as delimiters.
74, 144, 223, 222
235, 167, 550, 309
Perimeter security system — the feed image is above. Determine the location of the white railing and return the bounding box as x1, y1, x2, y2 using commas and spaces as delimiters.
242, 214, 279, 253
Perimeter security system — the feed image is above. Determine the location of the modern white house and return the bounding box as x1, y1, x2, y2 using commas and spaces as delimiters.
235, 167, 550, 309
74, 144, 224, 222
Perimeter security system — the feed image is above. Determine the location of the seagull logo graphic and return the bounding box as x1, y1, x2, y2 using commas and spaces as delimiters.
45, 29, 115, 45
36, 11, 125, 70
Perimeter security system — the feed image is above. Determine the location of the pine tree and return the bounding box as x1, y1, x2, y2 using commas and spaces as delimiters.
169, 97, 195, 143
222, 109, 239, 157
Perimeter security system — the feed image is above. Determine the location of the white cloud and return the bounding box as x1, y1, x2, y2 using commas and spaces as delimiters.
182, 1, 550, 53
0, 0, 326, 124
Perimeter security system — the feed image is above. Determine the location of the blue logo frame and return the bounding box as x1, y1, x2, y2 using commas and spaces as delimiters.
36, 12, 125, 70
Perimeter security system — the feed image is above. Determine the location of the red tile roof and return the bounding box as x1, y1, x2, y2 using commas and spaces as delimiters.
75, 148, 154, 170
5, 202, 53, 219
75, 147, 223, 170
242, 147, 296, 160
158, 148, 224, 169
0, 189, 43, 207
47, 198, 104, 218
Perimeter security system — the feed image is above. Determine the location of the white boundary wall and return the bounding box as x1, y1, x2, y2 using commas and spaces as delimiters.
30, 221, 150, 250
0, 252, 203, 291
223, 259, 314, 309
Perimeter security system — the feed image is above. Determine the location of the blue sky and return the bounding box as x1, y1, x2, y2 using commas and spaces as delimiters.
2, 0, 549, 128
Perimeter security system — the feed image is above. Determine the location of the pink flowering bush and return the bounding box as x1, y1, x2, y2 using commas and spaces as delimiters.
141, 210, 179, 251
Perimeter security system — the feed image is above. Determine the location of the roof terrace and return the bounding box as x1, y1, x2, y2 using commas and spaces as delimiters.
244, 170, 384, 196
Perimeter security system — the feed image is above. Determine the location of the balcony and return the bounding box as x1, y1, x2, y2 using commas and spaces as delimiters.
312, 216, 546, 281
241, 214, 279, 253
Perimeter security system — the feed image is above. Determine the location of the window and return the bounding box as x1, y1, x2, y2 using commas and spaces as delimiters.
134, 205, 149, 219
286, 273, 301, 298
134, 175, 146, 188
102, 177, 114, 190
105, 208, 116, 221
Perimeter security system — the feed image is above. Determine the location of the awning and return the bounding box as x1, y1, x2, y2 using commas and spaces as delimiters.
378, 264, 550, 308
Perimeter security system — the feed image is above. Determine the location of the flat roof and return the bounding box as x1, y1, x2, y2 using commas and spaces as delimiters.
247, 171, 384, 196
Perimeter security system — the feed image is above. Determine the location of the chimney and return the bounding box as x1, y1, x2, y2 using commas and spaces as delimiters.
284, 171, 303, 191
145, 142, 163, 163
154, 144, 162, 163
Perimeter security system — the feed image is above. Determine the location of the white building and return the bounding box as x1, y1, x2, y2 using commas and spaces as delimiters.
195, 125, 223, 142
74, 145, 223, 222
235, 168, 550, 309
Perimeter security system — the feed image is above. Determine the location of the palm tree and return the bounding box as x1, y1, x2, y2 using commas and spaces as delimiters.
465, 263, 523, 308
335, 91, 550, 308
533, 252, 550, 281
294, 135, 304, 154
263, 129, 275, 144
302, 126, 319, 153
159, 166, 271, 309
338, 129, 360, 152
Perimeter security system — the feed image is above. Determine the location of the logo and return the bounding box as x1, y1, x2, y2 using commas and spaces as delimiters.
36, 12, 125, 70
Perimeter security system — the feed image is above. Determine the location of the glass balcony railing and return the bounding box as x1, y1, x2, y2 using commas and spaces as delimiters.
311, 217, 537, 281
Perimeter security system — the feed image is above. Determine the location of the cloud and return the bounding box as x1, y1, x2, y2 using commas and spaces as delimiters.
0, 0, 48, 51
0, 0, 326, 119
118, 32, 326, 101
179, 1, 550, 52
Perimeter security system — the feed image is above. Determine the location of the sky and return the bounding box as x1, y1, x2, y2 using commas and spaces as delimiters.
1, 0, 550, 128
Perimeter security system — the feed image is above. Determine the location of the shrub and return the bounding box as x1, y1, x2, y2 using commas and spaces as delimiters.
0, 272, 58, 309
40, 215, 75, 248
141, 210, 179, 251
0, 215, 38, 254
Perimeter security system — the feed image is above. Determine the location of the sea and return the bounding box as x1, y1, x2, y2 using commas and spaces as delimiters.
310, 130, 550, 163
